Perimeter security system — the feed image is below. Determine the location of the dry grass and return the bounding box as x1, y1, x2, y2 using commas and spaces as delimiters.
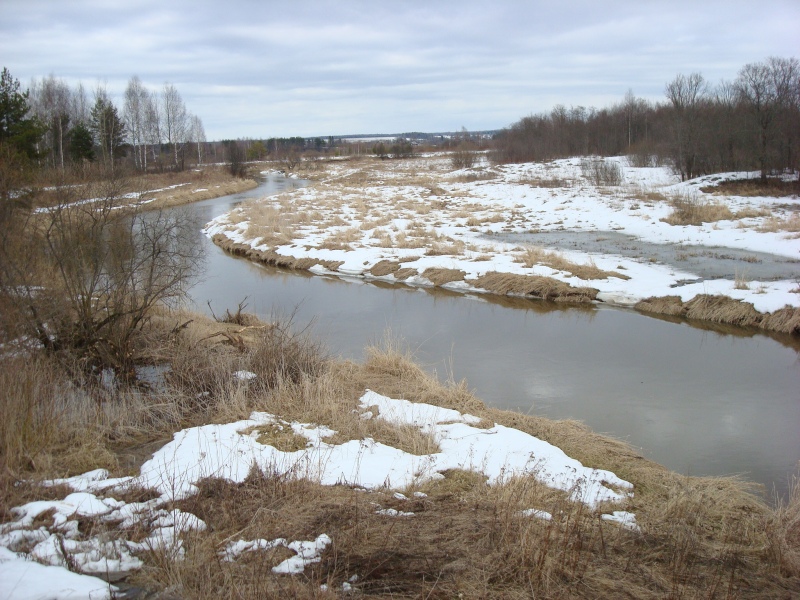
662, 191, 735, 225
758, 213, 800, 234
635, 294, 800, 335
425, 239, 466, 256
514, 245, 630, 281
700, 178, 800, 198
2, 318, 799, 598
31, 166, 258, 211
421, 267, 467, 286
368, 260, 401, 277
469, 272, 599, 303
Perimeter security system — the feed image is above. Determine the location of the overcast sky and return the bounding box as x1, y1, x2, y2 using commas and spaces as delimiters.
2, 0, 798, 140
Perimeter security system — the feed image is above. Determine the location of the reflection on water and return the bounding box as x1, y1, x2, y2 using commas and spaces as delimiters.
179, 174, 800, 500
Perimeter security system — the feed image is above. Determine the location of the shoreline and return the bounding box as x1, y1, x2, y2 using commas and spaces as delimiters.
210, 231, 800, 337
202, 156, 800, 336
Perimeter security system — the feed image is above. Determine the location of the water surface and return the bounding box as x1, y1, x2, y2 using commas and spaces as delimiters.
180, 174, 800, 499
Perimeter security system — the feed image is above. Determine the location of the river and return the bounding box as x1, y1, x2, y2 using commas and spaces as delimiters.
178, 173, 800, 500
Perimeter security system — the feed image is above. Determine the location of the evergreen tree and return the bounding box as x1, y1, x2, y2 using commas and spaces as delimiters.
0, 67, 43, 158
68, 120, 95, 163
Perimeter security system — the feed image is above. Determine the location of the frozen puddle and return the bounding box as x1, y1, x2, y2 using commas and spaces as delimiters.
493, 230, 800, 283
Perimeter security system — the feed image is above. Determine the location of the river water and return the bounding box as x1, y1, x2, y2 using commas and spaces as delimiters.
179, 174, 800, 499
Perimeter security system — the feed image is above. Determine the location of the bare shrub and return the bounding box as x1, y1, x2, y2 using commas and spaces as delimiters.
0, 174, 202, 381
580, 157, 624, 186
450, 149, 476, 170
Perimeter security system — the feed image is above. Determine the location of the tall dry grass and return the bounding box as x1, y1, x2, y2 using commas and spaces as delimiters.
662, 191, 735, 225
3, 319, 799, 597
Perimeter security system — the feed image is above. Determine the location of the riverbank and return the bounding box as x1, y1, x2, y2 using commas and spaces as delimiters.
32, 165, 259, 212
206, 155, 800, 334
1, 310, 798, 598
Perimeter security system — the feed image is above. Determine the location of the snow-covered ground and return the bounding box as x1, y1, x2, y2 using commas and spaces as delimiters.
0, 390, 635, 597
205, 156, 799, 315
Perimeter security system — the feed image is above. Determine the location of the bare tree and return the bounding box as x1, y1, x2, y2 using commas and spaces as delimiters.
143, 90, 161, 168
161, 83, 188, 169
91, 86, 126, 173
29, 75, 72, 170
71, 82, 89, 125
189, 114, 205, 165
124, 75, 148, 171
665, 73, 708, 180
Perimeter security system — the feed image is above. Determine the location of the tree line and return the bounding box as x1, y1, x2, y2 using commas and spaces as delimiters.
493, 56, 800, 182
0, 68, 206, 175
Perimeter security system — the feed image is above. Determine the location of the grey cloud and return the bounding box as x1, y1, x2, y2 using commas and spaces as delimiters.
1, 0, 798, 138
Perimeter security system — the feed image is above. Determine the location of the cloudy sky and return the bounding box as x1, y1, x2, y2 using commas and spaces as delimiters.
2, 0, 798, 140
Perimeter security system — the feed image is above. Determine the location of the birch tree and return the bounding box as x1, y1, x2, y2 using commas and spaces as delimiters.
144, 90, 161, 168
124, 75, 148, 171
161, 83, 187, 169
189, 114, 205, 165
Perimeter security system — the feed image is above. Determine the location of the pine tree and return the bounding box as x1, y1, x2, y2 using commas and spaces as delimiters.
68, 120, 95, 163
0, 67, 43, 159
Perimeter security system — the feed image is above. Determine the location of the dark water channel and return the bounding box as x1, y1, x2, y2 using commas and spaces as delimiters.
179, 174, 800, 500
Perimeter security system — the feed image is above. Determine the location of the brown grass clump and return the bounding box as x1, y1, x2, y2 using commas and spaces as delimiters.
635, 295, 685, 316
684, 294, 764, 328
636, 295, 800, 335
421, 267, 466, 286
369, 260, 401, 277
662, 191, 735, 225
393, 267, 418, 281
771, 478, 800, 577
469, 271, 599, 303
760, 305, 800, 336
758, 213, 800, 234
425, 239, 466, 256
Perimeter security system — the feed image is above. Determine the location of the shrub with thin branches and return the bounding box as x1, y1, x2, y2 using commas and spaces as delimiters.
580, 157, 624, 186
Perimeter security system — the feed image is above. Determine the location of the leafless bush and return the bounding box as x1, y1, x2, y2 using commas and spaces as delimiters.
450, 149, 476, 170
581, 158, 624, 186
0, 172, 202, 381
